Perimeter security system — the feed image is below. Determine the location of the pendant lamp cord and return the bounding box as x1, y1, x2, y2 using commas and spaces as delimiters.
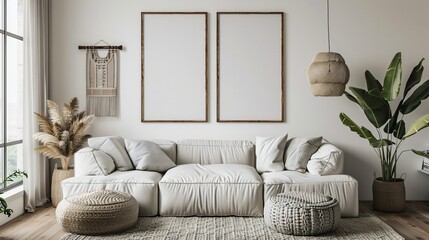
327, 0, 331, 53
327, 0, 331, 72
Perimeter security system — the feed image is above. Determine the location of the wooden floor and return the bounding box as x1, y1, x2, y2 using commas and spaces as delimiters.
0, 202, 428, 240
360, 201, 429, 240
0, 204, 64, 240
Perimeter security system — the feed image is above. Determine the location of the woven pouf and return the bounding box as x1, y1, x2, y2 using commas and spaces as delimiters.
56, 190, 139, 235
264, 192, 341, 236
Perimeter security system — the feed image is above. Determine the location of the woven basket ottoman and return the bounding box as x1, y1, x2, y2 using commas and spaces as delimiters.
56, 190, 139, 235
264, 191, 341, 236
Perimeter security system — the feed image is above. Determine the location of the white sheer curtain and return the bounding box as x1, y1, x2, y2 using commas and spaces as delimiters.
23, 0, 50, 211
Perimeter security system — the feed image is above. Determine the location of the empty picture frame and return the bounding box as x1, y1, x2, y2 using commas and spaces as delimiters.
217, 12, 284, 122
141, 12, 208, 122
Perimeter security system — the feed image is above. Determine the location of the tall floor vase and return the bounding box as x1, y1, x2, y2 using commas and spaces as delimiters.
51, 159, 74, 207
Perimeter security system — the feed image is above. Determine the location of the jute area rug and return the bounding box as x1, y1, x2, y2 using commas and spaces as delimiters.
60, 213, 404, 240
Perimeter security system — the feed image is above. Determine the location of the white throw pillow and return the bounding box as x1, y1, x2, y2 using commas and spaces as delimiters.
307, 143, 344, 176
125, 139, 176, 172
88, 136, 134, 171
74, 147, 115, 176
284, 136, 323, 173
256, 134, 288, 173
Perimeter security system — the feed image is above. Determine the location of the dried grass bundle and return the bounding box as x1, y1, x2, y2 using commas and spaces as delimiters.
33, 98, 94, 170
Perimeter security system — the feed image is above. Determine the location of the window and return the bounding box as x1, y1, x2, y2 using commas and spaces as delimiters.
0, 0, 24, 190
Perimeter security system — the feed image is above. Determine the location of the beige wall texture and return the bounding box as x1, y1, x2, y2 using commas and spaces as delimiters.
50, 0, 429, 200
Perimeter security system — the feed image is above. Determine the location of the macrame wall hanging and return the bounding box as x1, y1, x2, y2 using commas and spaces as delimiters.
78, 41, 123, 117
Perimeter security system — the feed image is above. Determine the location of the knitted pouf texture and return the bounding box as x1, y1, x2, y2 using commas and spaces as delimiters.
56, 190, 139, 235
264, 192, 341, 236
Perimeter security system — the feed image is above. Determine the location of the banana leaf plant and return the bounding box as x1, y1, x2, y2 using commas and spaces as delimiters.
340, 52, 429, 182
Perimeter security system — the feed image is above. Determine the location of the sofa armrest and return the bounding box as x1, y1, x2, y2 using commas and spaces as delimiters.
74, 147, 115, 176
307, 143, 344, 175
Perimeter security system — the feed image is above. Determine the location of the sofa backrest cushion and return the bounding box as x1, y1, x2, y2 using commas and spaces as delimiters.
176, 139, 255, 166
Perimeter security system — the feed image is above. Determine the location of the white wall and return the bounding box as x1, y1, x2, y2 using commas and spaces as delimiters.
50, 0, 429, 200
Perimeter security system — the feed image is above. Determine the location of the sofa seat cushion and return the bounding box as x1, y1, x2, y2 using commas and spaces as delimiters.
262, 171, 358, 217
61, 170, 162, 216
176, 140, 255, 166
159, 164, 263, 216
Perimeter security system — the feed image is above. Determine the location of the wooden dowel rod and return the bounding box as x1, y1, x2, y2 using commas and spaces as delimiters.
78, 45, 123, 50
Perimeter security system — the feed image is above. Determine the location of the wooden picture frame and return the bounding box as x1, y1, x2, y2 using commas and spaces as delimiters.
217, 12, 284, 122
141, 12, 208, 122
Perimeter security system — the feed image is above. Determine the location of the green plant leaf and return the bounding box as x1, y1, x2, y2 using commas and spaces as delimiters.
0, 197, 12, 217
370, 139, 395, 148
3, 170, 28, 183
339, 113, 394, 148
339, 113, 377, 144
344, 91, 358, 104
382, 52, 402, 101
383, 100, 403, 134
400, 79, 429, 114
1, 170, 27, 217
393, 120, 405, 139
0, 198, 7, 208
350, 87, 390, 128
365, 70, 382, 96
404, 58, 425, 98
412, 149, 429, 158
403, 113, 429, 139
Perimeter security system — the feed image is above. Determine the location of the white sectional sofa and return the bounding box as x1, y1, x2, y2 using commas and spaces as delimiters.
62, 138, 359, 217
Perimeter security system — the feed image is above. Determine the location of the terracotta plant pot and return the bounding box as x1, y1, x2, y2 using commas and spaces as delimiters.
51, 163, 74, 207
372, 177, 405, 212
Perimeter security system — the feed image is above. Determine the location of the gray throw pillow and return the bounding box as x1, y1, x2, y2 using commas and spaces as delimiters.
284, 137, 323, 173
92, 149, 116, 175
88, 136, 134, 171
75, 147, 115, 176
125, 139, 176, 172
256, 134, 288, 173
150, 139, 177, 163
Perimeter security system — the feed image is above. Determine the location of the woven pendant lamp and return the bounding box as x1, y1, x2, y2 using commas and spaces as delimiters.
307, 0, 349, 96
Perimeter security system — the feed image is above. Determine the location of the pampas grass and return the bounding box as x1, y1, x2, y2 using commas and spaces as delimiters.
33, 98, 94, 170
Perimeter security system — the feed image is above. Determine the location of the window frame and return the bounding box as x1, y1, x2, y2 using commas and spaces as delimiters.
0, 0, 24, 191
